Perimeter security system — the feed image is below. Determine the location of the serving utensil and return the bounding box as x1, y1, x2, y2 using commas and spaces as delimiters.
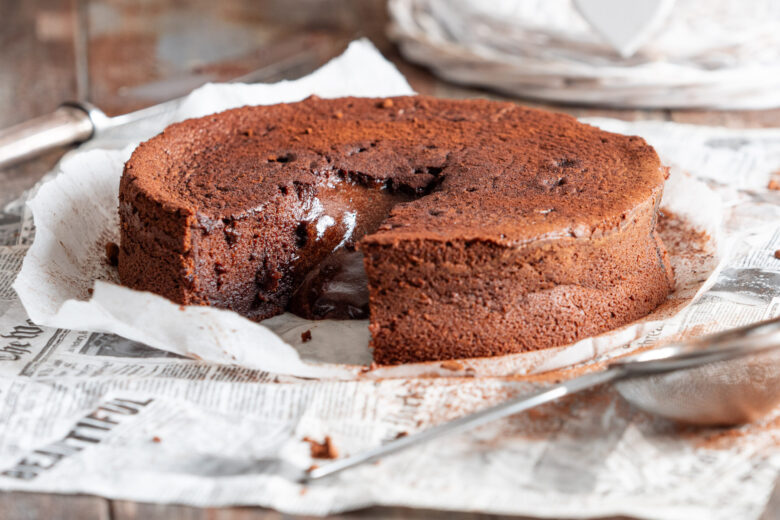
0, 36, 349, 170
304, 316, 780, 482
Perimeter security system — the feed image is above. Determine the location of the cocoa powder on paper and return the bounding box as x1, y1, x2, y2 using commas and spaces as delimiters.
678, 412, 780, 450
656, 210, 710, 259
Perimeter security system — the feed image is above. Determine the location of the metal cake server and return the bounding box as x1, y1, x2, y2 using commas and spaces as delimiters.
303, 316, 780, 482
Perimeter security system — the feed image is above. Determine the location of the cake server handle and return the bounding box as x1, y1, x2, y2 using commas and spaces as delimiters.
0, 103, 97, 170
305, 368, 622, 482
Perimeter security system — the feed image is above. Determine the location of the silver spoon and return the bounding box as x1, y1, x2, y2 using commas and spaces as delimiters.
304, 316, 780, 482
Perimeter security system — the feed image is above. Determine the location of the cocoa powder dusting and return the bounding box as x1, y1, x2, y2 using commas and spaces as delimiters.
656, 210, 710, 259
301, 330, 312, 343
396, 377, 622, 443
681, 412, 780, 451
122, 95, 672, 364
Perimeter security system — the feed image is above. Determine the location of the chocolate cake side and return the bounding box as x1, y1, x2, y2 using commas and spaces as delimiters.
361, 191, 672, 364
118, 95, 674, 364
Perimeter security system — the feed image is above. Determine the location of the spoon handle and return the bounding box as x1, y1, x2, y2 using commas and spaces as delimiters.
306, 368, 621, 481
0, 105, 94, 170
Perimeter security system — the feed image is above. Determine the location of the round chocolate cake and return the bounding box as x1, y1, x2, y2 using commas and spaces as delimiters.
119, 96, 673, 364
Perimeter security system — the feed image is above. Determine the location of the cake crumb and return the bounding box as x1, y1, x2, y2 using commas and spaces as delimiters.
769, 179, 780, 190
334, 111, 343, 119
87, 288, 94, 296
304, 127, 313, 134
440, 360, 464, 371
379, 98, 394, 108
774, 249, 780, 259
360, 362, 379, 374
105, 242, 119, 266
303, 436, 338, 459
151, 436, 162, 443
301, 330, 312, 343
394, 431, 408, 439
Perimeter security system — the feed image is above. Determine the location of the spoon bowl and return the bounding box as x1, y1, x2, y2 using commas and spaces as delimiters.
616, 346, 780, 425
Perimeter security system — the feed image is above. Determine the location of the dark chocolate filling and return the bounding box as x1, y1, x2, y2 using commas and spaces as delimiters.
288, 248, 369, 319
283, 175, 414, 320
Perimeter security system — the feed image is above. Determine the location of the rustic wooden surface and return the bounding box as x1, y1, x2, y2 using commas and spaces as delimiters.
0, 1, 778, 518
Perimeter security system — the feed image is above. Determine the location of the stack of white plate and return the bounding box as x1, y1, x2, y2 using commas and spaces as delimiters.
388, 0, 780, 109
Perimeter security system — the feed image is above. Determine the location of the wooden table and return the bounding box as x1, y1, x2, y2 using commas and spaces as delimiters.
1, 1, 778, 518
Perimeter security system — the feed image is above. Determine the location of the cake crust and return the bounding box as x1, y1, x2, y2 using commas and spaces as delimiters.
119, 95, 673, 364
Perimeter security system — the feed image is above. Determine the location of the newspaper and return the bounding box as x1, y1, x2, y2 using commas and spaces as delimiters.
0, 40, 778, 518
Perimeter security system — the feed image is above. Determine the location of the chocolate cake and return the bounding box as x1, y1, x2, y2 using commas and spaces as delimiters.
119, 96, 674, 364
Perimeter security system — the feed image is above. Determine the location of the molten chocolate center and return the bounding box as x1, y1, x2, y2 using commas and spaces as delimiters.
288, 248, 369, 319
285, 178, 413, 320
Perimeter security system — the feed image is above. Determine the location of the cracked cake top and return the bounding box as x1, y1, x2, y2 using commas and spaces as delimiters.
123, 95, 665, 246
